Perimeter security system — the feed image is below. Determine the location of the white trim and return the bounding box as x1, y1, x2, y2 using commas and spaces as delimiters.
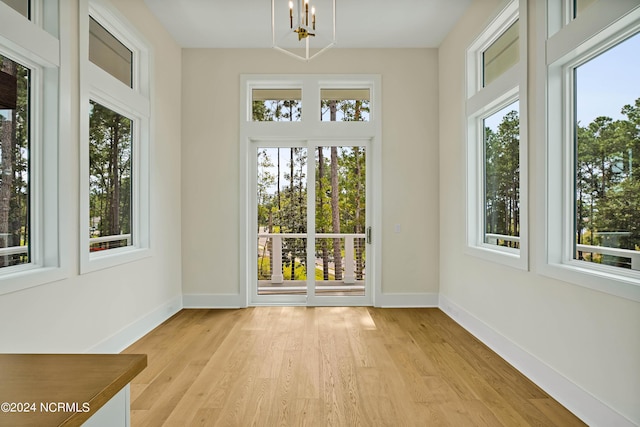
376, 293, 439, 308
87, 296, 183, 353
182, 294, 245, 309
465, 0, 528, 270
79, 0, 152, 274
438, 295, 636, 427
0, 0, 67, 295
539, 0, 640, 302
240, 74, 382, 308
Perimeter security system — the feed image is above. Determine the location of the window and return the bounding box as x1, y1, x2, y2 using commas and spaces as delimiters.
80, 0, 150, 273
88, 101, 133, 252
483, 20, 519, 87
543, 0, 640, 300
483, 101, 520, 250
0, 0, 65, 294
0, 0, 29, 18
0, 54, 30, 268
466, 0, 528, 269
252, 88, 301, 122
320, 88, 370, 122
89, 16, 132, 87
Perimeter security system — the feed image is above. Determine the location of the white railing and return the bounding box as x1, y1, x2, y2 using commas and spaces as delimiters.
0, 245, 28, 257
576, 244, 640, 270
485, 233, 520, 245
258, 233, 365, 284
89, 234, 132, 250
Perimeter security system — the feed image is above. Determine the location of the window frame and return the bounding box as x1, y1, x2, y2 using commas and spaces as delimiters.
538, 0, 640, 301
0, 0, 67, 295
79, 0, 151, 274
465, 0, 528, 270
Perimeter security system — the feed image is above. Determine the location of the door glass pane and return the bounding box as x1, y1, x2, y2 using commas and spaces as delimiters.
257, 147, 307, 295
321, 89, 370, 121
1, 0, 29, 18
89, 17, 133, 88
0, 54, 30, 268
315, 146, 366, 296
483, 20, 519, 87
574, 33, 640, 270
89, 100, 133, 252
483, 101, 520, 249
252, 89, 302, 121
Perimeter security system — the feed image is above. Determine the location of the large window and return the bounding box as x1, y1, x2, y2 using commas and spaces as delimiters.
466, 0, 527, 269
543, 0, 640, 300
0, 0, 65, 294
80, 0, 150, 273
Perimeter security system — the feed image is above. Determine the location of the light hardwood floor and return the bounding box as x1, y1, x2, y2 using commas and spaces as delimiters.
122, 307, 585, 426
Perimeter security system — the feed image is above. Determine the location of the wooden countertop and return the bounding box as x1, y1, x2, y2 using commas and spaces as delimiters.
0, 353, 147, 427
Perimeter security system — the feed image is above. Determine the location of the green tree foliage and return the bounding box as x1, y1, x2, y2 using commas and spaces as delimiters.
0, 56, 29, 267
256, 98, 368, 281
89, 101, 132, 250
484, 109, 520, 247
576, 97, 640, 267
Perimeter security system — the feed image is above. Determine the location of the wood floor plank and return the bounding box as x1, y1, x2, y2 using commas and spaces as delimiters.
122, 307, 586, 426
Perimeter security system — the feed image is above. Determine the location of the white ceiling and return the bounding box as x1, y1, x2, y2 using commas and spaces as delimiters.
143, 0, 472, 49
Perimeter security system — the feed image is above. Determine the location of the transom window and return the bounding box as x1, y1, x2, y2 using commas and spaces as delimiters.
0, 0, 29, 18
252, 89, 301, 122
89, 16, 133, 88
483, 20, 519, 87
320, 88, 370, 122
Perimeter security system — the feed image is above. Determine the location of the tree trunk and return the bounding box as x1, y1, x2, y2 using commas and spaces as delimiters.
318, 147, 329, 280
0, 61, 17, 266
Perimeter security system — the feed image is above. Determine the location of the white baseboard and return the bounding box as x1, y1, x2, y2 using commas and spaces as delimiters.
376, 292, 439, 307
438, 295, 636, 427
86, 295, 183, 354
182, 293, 245, 308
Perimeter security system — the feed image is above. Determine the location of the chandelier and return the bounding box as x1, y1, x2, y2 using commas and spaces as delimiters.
271, 0, 336, 61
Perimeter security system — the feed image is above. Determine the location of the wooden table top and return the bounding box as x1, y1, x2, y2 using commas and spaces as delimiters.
0, 353, 147, 427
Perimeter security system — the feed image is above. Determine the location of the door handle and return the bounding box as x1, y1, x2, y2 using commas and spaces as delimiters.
366, 226, 372, 244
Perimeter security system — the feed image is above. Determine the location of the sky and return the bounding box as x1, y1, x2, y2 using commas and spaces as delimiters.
482, 31, 640, 132
576, 31, 640, 125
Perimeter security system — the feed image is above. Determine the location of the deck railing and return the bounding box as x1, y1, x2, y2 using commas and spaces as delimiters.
89, 234, 132, 252
576, 244, 640, 270
258, 233, 365, 284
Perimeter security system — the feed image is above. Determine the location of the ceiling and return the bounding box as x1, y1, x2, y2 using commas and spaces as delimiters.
143, 0, 472, 49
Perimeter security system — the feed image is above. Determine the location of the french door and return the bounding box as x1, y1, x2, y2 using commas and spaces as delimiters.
251, 139, 372, 306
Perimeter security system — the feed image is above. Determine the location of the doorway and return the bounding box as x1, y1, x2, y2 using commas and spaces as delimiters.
251, 141, 371, 305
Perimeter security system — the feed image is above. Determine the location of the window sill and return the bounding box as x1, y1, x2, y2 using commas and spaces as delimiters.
465, 244, 528, 271
81, 246, 151, 275
0, 265, 68, 296
539, 261, 640, 302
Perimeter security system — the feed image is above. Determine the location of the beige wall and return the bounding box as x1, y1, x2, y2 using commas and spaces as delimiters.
438, 0, 640, 423
181, 48, 440, 297
0, 0, 183, 352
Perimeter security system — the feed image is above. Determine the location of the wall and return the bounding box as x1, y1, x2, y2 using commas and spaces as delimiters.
0, 0, 183, 353
181, 48, 440, 306
438, 0, 640, 424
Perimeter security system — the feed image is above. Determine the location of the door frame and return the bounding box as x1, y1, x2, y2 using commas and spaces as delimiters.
239, 74, 382, 307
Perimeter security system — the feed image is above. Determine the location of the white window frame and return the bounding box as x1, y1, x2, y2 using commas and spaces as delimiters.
0, 0, 68, 295
465, 0, 528, 270
79, 0, 151, 274
239, 74, 382, 307
538, 0, 640, 302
